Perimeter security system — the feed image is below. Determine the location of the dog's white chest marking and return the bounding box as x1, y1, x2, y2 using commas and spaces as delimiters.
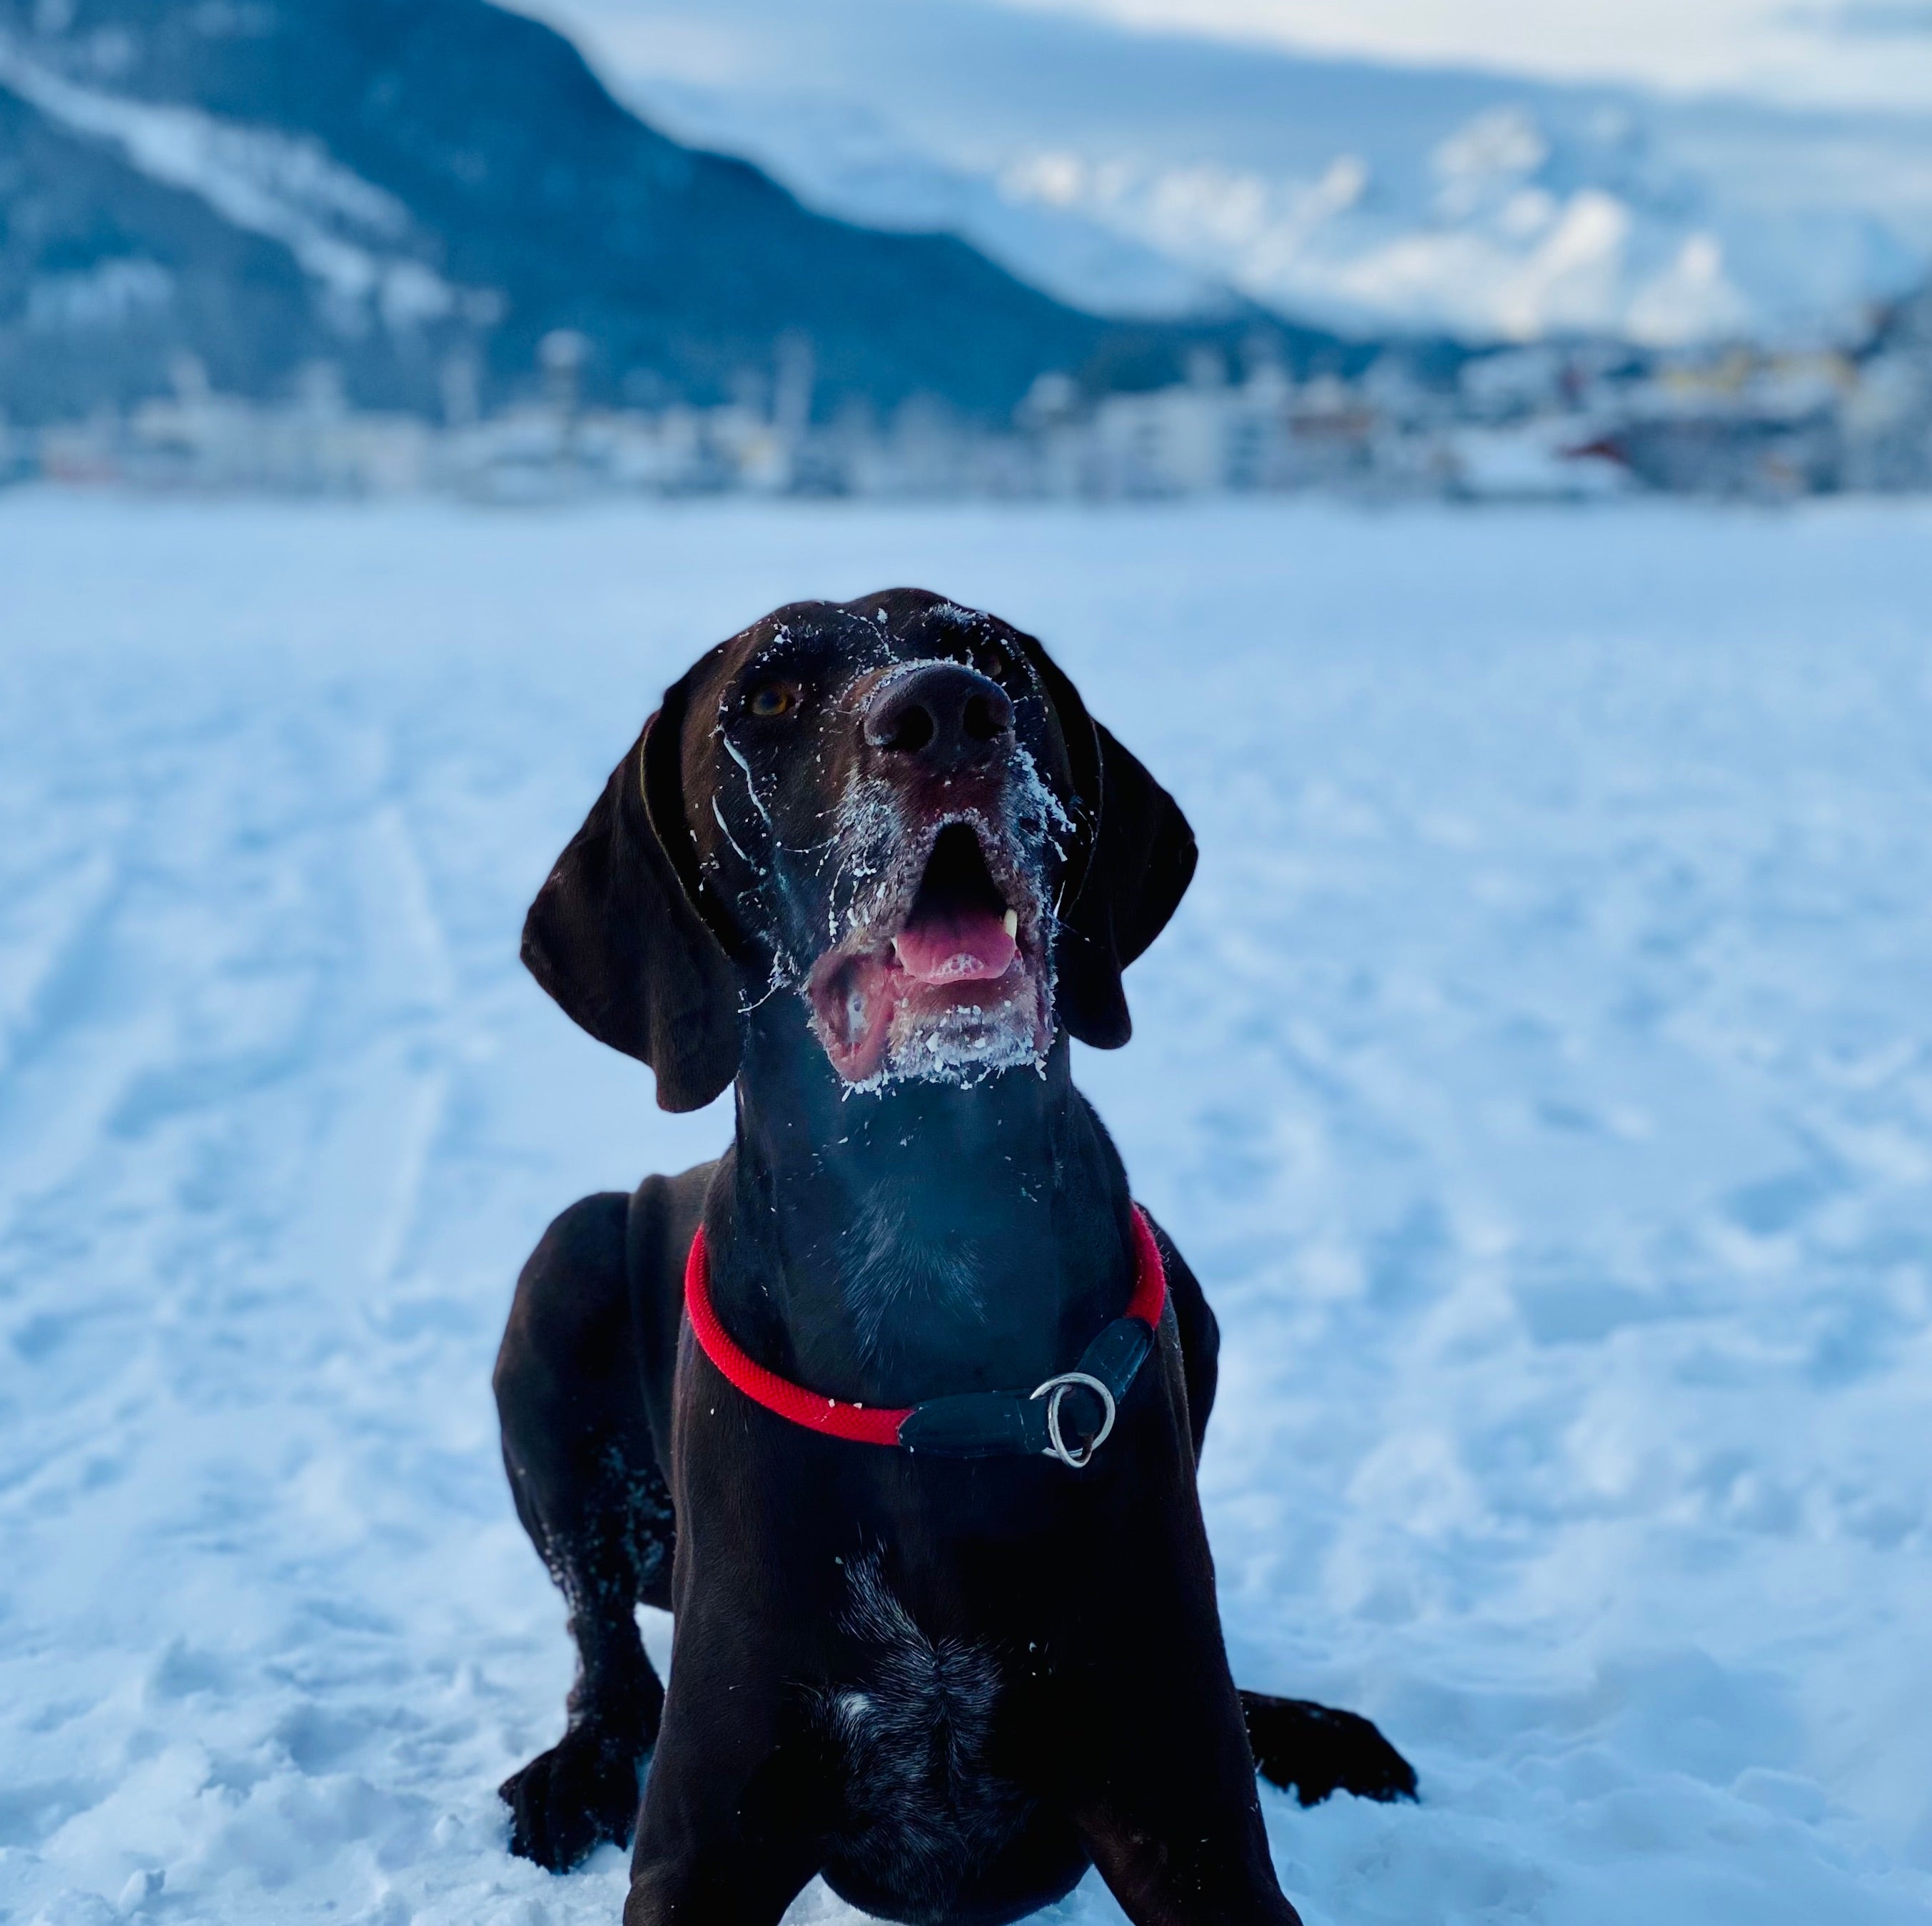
834, 1556, 1000, 1793
824, 1558, 1027, 1903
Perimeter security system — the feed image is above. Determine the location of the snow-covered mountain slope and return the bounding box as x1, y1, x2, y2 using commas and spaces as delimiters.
532, 0, 1932, 342
0, 37, 465, 321
620, 77, 1233, 322
5, 492, 1932, 1924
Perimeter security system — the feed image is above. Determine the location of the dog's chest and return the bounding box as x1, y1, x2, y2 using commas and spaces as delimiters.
823, 1558, 1030, 1900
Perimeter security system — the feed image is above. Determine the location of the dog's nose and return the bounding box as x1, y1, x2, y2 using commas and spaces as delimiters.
864, 662, 1014, 772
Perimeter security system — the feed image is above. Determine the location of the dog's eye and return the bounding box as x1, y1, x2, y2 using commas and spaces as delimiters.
744, 680, 798, 719
965, 642, 1006, 680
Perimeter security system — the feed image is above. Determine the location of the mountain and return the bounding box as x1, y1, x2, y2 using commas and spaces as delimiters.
531, 0, 1932, 346
0, 0, 1367, 428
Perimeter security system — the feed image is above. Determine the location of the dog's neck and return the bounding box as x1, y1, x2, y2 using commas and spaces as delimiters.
709, 1003, 1137, 1408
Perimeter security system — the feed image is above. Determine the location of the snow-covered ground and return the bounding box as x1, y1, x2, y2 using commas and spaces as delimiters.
3, 493, 1931, 1926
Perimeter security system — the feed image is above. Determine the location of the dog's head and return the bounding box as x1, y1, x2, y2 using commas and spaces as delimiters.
522, 588, 1195, 1111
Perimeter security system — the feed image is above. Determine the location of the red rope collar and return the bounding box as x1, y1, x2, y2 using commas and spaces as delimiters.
682, 1206, 1168, 1448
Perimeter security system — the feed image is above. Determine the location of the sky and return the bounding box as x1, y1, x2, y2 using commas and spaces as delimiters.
531, 0, 1932, 111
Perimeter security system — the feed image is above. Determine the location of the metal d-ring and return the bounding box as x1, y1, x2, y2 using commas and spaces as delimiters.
1030, 1371, 1117, 1468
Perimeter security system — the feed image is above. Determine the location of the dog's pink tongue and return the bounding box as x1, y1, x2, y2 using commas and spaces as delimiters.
893, 904, 1017, 984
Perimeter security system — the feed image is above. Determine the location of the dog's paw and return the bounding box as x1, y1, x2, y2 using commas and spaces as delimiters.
1239, 1690, 1419, 1807
500, 1722, 647, 1871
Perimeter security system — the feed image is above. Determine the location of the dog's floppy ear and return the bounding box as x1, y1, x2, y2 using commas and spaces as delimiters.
1021, 639, 1198, 1049
521, 669, 740, 1111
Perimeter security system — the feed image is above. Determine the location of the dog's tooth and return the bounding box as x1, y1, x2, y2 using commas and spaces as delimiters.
1003, 909, 1018, 937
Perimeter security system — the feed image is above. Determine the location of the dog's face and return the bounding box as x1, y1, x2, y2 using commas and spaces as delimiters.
679, 596, 1076, 1087
522, 588, 1197, 1111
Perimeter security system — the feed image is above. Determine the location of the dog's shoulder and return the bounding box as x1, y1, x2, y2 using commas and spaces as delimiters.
624, 1156, 724, 1450
625, 1159, 719, 1281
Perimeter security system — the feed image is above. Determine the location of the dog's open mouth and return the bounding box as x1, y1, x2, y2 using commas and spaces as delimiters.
806, 821, 1050, 1086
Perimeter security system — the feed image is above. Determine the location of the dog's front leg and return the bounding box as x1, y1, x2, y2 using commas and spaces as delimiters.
1065, 1477, 1305, 1926
624, 1812, 819, 1926
1073, 1739, 1303, 1926
622, 1610, 829, 1926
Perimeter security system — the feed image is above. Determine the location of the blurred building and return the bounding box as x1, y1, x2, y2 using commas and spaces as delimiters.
9, 278, 1932, 503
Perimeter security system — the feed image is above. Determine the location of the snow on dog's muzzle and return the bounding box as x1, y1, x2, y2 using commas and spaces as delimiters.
806, 817, 1050, 1088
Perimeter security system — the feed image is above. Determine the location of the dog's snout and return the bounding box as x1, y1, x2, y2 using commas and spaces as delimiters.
864, 662, 1014, 771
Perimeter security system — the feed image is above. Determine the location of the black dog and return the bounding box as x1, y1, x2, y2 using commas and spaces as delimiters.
494, 590, 1414, 1925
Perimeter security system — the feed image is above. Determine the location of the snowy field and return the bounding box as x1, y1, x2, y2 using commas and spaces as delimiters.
3, 491, 1931, 1926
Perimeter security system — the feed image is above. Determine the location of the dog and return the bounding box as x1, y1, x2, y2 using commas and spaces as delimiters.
492, 588, 1415, 1926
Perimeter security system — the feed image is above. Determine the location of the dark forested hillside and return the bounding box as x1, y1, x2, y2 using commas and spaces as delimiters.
0, 0, 1359, 425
